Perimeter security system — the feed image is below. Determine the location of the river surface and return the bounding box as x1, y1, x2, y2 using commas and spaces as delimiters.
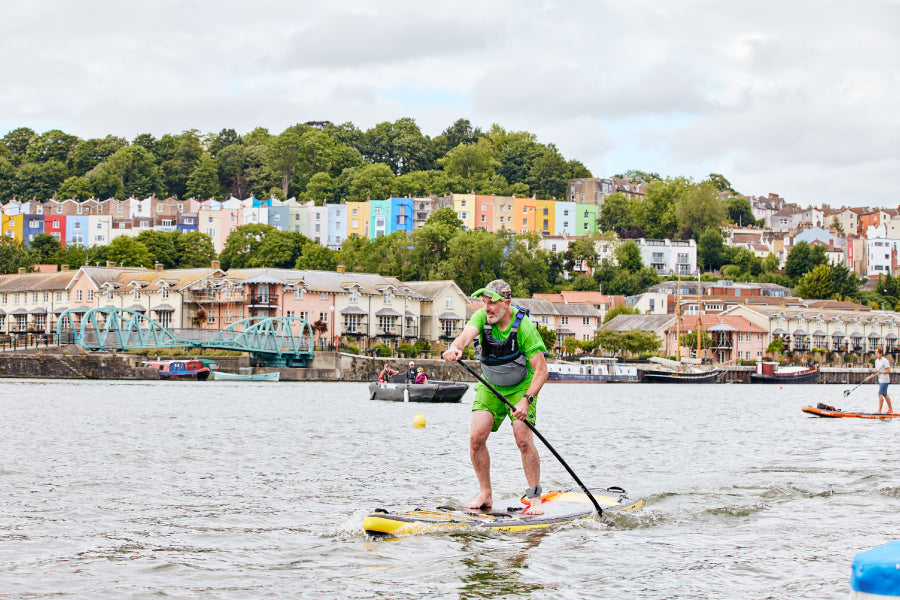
1, 379, 898, 599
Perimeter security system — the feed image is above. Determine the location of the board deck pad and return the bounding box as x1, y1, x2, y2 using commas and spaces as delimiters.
363, 488, 643, 538
802, 404, 900, 419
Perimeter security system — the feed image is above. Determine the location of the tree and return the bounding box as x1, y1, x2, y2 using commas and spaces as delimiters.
528, 145, 569, 199
218, 223, 280, 270
697, 227, 727, 271
536, 324, 557, 353
725, 196, 757, 227
295, 241, 337, 270
156, 130, 203, 199
24, 129, 80, 164
598, 193, 635, 233
707, 173, 736, 194
267, 127, 303, 197
185, 153, 219, 199
346, 163, 395, 202
796, 264, 836, 299
0, 236, 36, 274
438, 138, 499, 181
616, 240, 643, 272
57, 176, 94, 200
88, 145, 162, 199
136, 231, 179, 268
105, 236, 153, 268
174, 231, 216, 268
603, 304, 640, 323
678, 330, 714, 354
784, 241, 826, 280
29, 233, 62, 264
1, 127, 36, 166
634, 177, 690, 239
675, 181, 727, 239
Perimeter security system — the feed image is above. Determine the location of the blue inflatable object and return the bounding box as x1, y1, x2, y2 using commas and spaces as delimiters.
852, 541, 900, 596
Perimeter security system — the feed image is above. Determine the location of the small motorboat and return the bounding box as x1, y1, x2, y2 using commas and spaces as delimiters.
368, 378, 469, 403
144, 360, 211, 381
750, 361, 819, 384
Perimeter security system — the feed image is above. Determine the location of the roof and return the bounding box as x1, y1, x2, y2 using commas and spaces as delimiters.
667, 314, 767, 334
603, 314, 673, 332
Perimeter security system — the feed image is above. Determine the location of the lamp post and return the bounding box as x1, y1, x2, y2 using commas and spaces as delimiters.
329, 305, 335, 350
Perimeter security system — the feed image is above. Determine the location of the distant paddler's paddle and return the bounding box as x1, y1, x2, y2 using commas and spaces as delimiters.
845, 375, 874, 398
456, 360, 604, 518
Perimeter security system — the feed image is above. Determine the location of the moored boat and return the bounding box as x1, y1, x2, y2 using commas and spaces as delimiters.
368, 380, 469, 403
750, 361, 819, 384
212, 370, 280, 381
144, 360, 211, 381
641, 357, 719, 383
547, 357, 638, 383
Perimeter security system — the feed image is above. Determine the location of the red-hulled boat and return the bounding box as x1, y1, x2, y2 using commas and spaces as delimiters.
750, 361, 819, 384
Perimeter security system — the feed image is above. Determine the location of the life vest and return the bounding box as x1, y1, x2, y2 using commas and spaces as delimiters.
479, 307, 529, 387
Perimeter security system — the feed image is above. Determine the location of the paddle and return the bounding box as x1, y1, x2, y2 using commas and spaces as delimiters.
844, 375, 874, 398
456, 360, 604, 518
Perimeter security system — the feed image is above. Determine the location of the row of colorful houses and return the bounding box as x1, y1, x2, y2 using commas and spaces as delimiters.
0, 264, 625, 354
0, 193, 602, 255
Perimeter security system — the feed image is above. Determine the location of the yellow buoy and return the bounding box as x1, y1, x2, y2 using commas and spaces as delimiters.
413, 412, 426, 428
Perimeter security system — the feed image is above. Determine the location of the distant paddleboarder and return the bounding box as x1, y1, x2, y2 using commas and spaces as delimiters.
442, 279, 548, 515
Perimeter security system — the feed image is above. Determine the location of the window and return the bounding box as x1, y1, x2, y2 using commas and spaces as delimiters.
86, 290, 93, 302
293, 289, 304, 300
561, 316, 568, 325
75, 290, 82, 302
300, 311, 309, 322
349, 289, 358, 303
162, 288, 169, 299
319, 312, 328, 323
583, 317, 590, 325
320, 292, 328, 300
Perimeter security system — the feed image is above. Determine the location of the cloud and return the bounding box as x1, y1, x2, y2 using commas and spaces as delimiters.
1, 0, 900, 207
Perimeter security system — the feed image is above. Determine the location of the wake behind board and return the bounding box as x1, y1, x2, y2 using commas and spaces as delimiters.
363, 487, 642, 538
802, 403, 900, 419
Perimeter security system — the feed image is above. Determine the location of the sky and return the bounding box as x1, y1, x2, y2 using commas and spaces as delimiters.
2, 0, 899, 208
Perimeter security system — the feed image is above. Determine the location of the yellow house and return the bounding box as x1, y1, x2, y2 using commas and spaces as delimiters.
346, 202, 369, 239
512, 196, 537, 234
535, 199, 556, 237
452, 194, 476, 230
1, 213, 24, 243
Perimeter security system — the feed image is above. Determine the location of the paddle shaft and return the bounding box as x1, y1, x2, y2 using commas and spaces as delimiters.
845, 375, 874, 397
457, 360, 604, 517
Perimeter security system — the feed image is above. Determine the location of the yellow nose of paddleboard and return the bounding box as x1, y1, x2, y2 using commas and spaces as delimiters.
413, 413, 426, 428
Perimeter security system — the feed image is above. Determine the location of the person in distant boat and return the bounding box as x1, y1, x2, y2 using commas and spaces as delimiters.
415, 367, 428, 384
872, 348, 893, 414
441, 279, 548, 516
406, 361, 417, 383
377, 365, 398, 383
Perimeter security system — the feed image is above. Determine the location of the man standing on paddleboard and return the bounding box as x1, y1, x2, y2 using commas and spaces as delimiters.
873, 348, 894, 414
442, 279, 548, 515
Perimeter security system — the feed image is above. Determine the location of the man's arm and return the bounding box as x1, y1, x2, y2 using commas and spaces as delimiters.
442, 324, 479, 361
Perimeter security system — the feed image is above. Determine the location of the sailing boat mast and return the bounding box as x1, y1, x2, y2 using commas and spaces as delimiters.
697, 270, 702, 361
675, 272, 682, 361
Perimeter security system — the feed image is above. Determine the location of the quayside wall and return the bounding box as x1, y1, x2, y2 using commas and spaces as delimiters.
0, 349, 893, 384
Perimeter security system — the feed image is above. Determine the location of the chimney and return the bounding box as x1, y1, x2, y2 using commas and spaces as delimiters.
154, 262, 163, 271
211, 260, 220, 270
61, 265, 69, 271
106, 261, 115, 268
336, 264, 346, 274
17, 267, 25, 275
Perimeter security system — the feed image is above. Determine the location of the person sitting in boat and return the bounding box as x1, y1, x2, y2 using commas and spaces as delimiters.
406, 361, 417, 383
414, 367, 428, 384
377, 365, 398, 383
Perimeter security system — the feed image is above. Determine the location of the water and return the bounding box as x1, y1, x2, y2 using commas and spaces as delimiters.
1, 380, 898, 599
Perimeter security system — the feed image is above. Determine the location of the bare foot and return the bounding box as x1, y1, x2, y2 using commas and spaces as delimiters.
521, 498, 543, 516
465, 493, 492, 510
